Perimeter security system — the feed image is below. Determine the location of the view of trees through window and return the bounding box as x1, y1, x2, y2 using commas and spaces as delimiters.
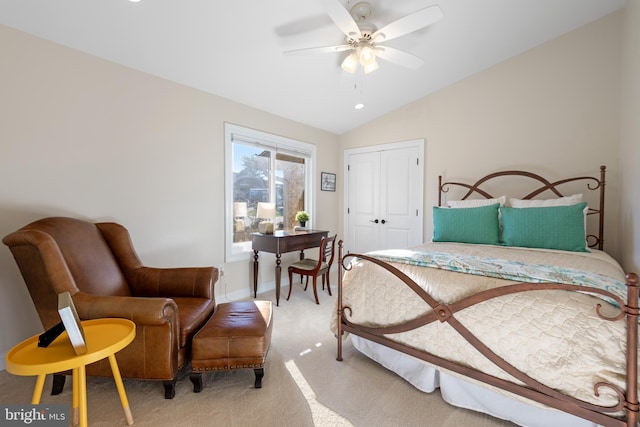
232, 143, 306, 242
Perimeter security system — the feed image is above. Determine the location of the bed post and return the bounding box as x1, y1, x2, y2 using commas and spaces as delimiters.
336, 240, 344, 361
625, 273, 639, 426
598, 165, 606, 250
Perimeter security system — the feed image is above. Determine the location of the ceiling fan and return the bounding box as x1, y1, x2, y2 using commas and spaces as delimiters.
284, 0, 443, 74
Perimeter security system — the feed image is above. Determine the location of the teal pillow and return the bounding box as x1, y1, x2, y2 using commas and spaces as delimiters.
500, 202, 588, 252
433, 203, 500, 245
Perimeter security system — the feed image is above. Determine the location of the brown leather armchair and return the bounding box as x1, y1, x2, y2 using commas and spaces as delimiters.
2, 217, 218, 399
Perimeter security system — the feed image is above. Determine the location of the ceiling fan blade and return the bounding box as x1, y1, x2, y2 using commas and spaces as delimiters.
321, 0, 361, 39
284, 45, 352, 56
372, 5, 443, 42
375, 46, 424, 69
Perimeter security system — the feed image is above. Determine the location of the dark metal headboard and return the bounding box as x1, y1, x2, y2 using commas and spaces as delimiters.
438, 166, 607, 250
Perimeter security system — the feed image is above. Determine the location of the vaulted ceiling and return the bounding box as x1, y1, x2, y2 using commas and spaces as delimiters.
0, 0, 626, 134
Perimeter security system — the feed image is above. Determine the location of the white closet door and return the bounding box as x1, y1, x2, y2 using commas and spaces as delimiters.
345, 140, 424, 254
347, 150, 381, 254
379, 145, 421, 250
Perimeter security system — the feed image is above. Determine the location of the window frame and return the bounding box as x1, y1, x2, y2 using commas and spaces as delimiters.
224, 123, 316, 262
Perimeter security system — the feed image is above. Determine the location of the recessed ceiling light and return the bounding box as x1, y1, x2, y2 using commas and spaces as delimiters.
129, 0, 141, 2
354, 103, 364, 110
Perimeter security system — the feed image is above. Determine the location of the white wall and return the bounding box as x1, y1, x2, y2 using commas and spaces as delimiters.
339, 11, 625, 263
0, 24, 340, 369
619, 0, 640, 274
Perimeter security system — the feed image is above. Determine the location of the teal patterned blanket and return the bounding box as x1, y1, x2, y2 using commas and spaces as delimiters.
367, 247, 629, 305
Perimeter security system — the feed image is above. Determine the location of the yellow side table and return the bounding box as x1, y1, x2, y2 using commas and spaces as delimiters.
6, 318, 136, 427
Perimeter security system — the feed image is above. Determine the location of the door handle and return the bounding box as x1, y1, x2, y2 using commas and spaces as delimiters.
369, 219, 379, 223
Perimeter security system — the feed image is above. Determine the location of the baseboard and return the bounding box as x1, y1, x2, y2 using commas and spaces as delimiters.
216, 281, 276, 303
214, 265, 337, 304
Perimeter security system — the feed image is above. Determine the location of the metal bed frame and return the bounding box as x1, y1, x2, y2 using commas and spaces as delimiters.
336, 165, 639, 426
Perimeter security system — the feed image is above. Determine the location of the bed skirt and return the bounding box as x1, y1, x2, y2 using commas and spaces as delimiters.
351, 335, 602, 427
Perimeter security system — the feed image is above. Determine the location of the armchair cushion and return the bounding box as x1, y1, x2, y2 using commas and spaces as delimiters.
172, 297, 216, 348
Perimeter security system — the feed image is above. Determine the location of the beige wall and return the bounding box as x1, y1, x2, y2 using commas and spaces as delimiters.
619, 0, 640, 274
0, 25, 340, 366
339, 11, 624, 264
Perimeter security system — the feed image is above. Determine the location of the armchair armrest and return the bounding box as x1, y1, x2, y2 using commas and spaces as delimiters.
126, 266, 217, 299
72, 291, 182, 381
95, 222, 217, 299
72, 291, 179, 326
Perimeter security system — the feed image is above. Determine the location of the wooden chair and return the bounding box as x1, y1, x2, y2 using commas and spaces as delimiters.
286, 235, 337, 304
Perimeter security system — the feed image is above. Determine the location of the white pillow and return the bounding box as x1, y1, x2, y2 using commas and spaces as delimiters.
509, 193, 582, 208
447, 195, 506, 208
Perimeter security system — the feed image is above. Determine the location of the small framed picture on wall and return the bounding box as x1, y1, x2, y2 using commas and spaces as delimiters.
321, 172, 336, 192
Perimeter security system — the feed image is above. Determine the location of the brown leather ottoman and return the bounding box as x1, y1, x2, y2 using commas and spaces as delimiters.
190, 300, 273, 392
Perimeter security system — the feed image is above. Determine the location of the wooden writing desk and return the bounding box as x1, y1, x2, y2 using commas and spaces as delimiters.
252, 229, 329, 306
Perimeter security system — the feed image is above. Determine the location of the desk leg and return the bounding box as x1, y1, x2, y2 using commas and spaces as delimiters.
253, 250, 259, 298
299, 250, 305, 284
78, 365, 88, 427
30, 374, 46, 404
108, 354, 134, 426
275, 253, 281, 307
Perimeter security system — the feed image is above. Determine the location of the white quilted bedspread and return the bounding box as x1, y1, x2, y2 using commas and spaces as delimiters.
332, 243, 633, 408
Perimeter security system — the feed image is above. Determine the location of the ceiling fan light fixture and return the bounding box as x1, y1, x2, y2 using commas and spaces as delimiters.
362, 58, 379, 74
359, 45, 375, 64
341, 53, 358, 74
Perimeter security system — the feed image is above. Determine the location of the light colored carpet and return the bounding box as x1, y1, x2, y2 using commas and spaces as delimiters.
1, 280, 516, 427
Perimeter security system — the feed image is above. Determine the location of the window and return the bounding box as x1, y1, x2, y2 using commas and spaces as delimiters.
225, 123, 315, 261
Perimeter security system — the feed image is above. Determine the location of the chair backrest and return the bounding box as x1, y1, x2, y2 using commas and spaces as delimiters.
319, 234, 337, 270
3, 217, 132, 328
